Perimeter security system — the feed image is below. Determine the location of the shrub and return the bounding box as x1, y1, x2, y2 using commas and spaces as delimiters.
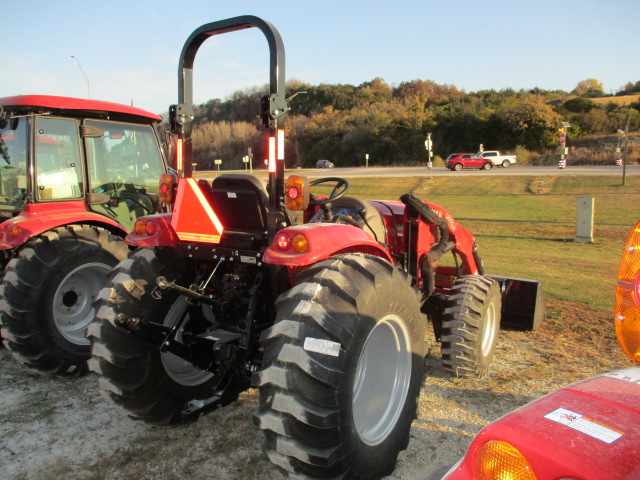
514, 145, 531, 165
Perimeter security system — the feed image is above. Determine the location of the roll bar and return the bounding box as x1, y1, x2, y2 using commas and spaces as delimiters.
168, 15, 287, 224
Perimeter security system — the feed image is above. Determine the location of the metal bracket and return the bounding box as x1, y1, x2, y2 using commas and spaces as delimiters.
261, 94, 287, 127
169, 103, 195, 133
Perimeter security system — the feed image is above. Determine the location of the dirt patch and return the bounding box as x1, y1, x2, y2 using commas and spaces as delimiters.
0, 299, 632, 480
527, 176, 556, 194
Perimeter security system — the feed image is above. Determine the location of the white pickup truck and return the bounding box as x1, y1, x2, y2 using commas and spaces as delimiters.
477, 150, 517, 168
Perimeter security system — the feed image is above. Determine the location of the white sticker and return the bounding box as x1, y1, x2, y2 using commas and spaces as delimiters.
602, 367, 640, 384
227, 192, 237, 199
544, 408, 625, 444
304, 337, 341, 357
240, 256, 257, 264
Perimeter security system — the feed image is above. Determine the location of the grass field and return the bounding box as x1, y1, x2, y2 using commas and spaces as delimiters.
335, 174, 639, 314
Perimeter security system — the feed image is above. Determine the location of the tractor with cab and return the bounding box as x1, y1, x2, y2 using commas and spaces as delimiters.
0, 95, 168, 375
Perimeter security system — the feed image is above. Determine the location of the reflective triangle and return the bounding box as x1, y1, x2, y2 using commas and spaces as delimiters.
171, 178, 224, 243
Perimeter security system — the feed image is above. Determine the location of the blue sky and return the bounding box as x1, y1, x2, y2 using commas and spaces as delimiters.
3, 0, 639, 115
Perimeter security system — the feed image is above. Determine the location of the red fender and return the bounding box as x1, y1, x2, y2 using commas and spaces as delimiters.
264, 223, 393, 267
125, 213, 179, 247
0, 201, 126, 249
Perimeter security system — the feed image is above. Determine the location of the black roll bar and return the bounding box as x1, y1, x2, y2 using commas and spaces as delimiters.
169, 15, 287, 235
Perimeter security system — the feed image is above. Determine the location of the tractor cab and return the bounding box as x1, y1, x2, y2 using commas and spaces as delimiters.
0, 95, 169, 377
0, 96, 167, 237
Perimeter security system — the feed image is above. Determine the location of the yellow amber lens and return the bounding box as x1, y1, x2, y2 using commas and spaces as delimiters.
475, 440, 537, 480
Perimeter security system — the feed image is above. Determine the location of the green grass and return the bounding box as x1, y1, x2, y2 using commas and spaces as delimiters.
341, 175, 639, 314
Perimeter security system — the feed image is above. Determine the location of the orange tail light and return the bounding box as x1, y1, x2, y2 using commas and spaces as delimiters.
615, 221, 640, 363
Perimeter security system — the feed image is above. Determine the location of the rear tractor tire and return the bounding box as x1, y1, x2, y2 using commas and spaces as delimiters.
441, 275, 501, 378
0, 225, 128, 376
88, 247, 248, 425
254, 254, 426, 479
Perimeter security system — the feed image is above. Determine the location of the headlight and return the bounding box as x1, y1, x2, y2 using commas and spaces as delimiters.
475, 440, 537, 480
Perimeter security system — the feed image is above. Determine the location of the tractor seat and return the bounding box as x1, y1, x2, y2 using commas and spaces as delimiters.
208, 174, 269, 249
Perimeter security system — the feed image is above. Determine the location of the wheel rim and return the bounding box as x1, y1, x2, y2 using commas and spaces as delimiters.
53, 262, 112, 346
481, 301, 499, 356
352, 314, 412, 446
161, 298, 214, 386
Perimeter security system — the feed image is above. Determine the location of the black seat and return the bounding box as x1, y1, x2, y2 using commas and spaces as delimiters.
210, 174, 269, 249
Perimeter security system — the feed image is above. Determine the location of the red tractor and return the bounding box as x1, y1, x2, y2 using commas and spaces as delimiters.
88, 16, 544, 479
0, 95, 169, 375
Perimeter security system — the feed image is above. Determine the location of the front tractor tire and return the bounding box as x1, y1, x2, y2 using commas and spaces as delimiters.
0, 225, 128, 376
254, 254, 426, 479
88, 247, 247, 425
440, 276, 501, 378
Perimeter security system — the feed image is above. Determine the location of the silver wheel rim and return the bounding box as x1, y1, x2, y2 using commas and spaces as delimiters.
161, 298, 214, 386
53, 262, 111, 346
353, 314, 412, 446
481, 301, 498, 356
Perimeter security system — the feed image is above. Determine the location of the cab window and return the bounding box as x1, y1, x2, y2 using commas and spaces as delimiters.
84, 120, 165, 231
35, 117, 83, 201
0, 116, 28, 211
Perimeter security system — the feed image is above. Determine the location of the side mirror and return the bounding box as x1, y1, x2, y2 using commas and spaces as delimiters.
86, 192, 111, 205
80, 125, 104, 138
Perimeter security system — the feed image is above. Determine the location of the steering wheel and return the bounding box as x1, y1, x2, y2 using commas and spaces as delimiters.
309, 177, 350, 206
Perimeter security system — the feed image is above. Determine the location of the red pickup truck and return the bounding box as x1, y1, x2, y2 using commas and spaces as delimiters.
445, 153, 494, 171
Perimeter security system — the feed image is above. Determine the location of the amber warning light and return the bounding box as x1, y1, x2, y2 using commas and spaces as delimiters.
285, 175, 309, 211
615, 220, 640, 363
159, 174, 177, 204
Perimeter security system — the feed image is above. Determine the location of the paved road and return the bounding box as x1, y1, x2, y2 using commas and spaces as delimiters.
301, 165, 640, 178
203, 165, 639, 179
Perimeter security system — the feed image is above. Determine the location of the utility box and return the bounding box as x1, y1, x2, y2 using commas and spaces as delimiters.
575, 197, 594, 243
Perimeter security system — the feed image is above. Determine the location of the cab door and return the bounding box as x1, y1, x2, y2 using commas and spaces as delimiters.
83, 119, 166, 232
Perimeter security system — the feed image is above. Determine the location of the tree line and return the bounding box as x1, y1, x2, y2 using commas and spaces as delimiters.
186, 78, 640, 170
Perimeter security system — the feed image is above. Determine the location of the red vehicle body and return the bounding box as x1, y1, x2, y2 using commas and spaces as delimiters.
0, 95, 168, 375
440, 220, 640, 480
446, 153, 494, 171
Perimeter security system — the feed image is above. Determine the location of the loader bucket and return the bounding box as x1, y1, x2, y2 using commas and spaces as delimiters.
488, 275, 545, 330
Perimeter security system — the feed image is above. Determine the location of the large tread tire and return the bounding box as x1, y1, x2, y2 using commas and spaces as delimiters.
254, 254, 426, 479
88, 247, 248, 425
440, 276, 501, 378
0, 225, 128, 376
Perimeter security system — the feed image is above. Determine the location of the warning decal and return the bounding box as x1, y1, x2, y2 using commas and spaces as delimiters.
303, 337, 341, 357
544, 408, 625, 444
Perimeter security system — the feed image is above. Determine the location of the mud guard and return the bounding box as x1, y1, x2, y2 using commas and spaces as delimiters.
263, 223, 393, 267
125, 213, 179, 247
488, 275, 545, 330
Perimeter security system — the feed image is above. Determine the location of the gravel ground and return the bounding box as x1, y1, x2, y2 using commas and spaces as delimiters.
0, 299, 631, 480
